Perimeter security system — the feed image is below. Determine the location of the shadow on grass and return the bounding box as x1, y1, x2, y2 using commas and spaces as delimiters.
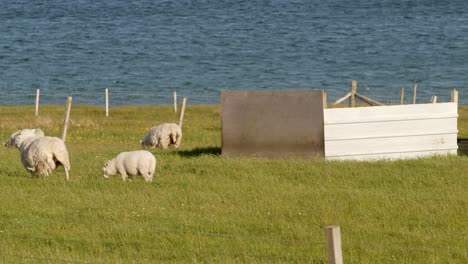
458, 138, 468, 156
176, 147, 221, 157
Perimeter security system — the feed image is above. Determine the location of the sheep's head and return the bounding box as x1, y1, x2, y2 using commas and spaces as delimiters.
103, 160, 117, 178
3, 129, 45, 148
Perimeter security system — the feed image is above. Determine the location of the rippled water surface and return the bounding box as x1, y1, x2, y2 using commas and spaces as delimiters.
1, 0, 467, 105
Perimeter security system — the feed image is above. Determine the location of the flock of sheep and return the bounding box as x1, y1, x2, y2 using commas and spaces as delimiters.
2, 123, 183, 182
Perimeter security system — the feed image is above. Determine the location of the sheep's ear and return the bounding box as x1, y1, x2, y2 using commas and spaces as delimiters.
34, 129, 44, 137
104, 161, 109, 167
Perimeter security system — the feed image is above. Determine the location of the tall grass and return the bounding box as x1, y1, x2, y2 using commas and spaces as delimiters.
0, 105, 467, 263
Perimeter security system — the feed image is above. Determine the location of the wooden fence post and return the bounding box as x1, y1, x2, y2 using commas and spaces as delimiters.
349, 80, 357, 107
35, 89, 40, 116
325, 225, 343, 264
323, 91, 327, 109
399, 87, 405, 105
412, 83, 417, 104
451, 89, 458, 104
61, 96, 72, 142
178, 97, 187, 129
105, 88, 109, 117
173, 91, 177, 113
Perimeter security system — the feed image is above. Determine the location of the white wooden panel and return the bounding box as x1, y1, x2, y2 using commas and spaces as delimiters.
325, 134, 458, 157
325, 118, 458, 141
324, 102, 458, 124
327, 150, 457, 161
324, 103, 458, 160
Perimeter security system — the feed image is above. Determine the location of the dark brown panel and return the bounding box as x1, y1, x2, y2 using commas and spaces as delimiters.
221, 90, 325, 158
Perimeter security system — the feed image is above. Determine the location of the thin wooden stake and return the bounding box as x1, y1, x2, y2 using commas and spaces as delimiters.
178, 97, 187, 129
323, 91, 327, 109
399, 87, 405, 105
451, 89, 458, 104
349, 80, 357, 107
173, 91, 177, 113
412, 83, 417, 104
325, 225, 343, 264
105, 88, 109, 117
61, 96, 72, 142
332, 92, 351, 105
35, 89, 40, 116
355, 93, 385, 106
431, 95, 437, 104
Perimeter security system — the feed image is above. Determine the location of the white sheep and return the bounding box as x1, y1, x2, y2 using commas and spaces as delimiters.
140, 123, 182, 149
3, 128, 71, 180
103, 150, 156, 182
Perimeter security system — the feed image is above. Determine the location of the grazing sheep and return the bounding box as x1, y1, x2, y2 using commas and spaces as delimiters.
3, 128, 71, 180
140, 123, 182, 149
103, 150, 156, 182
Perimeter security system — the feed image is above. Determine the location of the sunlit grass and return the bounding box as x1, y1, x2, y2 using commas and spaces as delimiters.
0, 105, 467, 263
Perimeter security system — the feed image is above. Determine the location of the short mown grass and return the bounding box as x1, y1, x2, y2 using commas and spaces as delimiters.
0, 104, 467, 263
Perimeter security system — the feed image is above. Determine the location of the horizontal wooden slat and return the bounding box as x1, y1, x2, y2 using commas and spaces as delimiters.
325, 134, 458, 157
326, 150, 458, 161
324, 102, 458, 124
325, 118, 458, 141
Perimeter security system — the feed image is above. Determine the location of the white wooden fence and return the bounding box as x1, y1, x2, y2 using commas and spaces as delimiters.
324, 102, 458, 160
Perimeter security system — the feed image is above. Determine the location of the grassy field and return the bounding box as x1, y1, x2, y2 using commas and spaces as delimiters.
0, 104, 467, 263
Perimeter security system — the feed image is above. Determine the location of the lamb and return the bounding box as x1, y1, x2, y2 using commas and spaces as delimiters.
140, 123, 182, 149
103, 150, 156, 182
3, 128, 71, 180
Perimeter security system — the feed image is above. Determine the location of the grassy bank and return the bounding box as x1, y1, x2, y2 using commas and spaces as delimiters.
0, 105, 467, 263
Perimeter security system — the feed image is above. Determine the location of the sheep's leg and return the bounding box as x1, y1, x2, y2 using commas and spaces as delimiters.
120, 171, 128, 182
65, 168, 69, 181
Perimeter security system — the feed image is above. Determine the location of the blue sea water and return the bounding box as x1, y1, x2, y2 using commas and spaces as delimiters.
0, 0, 467, 105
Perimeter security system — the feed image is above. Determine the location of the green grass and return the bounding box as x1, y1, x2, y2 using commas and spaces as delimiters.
0, 104, 467, 263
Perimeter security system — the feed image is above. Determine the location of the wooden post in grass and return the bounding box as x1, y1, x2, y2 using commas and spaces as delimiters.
431, 95, 437, 104
61, 96, 72, 142
412, 83, 417, 104
105, 88, 109, 117
35, 88, 40, 116
178, 97, 187, 129
323, 91, 327, 109
325, 225, 343, 264
349, 80, 357, 107
451, 89, 458, 104
173, 91, 177, 113
399, 87, 405, 105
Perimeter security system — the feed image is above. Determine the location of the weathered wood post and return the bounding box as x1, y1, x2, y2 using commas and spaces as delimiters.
61, 96, 72, 142
323, 91, 327, 109
105, 88, 109, 117
325, 225, 343, 264
178, 97, 187, 129
451, 89, 458, 104
399, 87, 405, 105
173, 91, 177, 113
412, 83, 417, 104
349, 80, 357, 107
35, 89, 40, 116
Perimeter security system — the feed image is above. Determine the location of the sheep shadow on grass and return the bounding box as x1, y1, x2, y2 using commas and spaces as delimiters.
176, 147, 221, 157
